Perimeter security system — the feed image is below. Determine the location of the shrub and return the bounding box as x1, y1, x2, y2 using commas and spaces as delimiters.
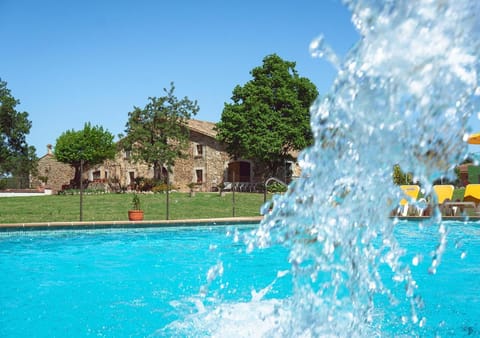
267, 182, 287, 193
152, 183, 178, 193
133, 177, 161, 191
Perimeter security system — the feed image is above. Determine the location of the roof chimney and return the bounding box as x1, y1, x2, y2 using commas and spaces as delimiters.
47, 144, 53, 155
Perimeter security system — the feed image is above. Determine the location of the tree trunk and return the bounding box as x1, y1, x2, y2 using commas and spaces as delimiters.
153, 161, 162, 181
153, 163, 160, 180
73, 164, 81, 188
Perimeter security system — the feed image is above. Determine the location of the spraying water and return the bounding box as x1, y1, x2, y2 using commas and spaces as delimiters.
251, 0, 480, 336
163, 0, 480, 336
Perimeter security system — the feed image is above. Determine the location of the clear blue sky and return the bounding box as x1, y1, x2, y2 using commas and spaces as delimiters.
1, 0, 479, 156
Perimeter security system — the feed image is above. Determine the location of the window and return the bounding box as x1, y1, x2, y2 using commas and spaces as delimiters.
124, 150, 131, 160
195, 144, 204, 158
196, 169, 203, 183
92, 170, 101, 180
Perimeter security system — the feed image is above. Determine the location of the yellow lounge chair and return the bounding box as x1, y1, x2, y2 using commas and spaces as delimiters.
433, 184, 454, 204
396, 185, 420, 216
443, 184, 480, 216
430, 184, 454, 216
462, 184, 480, 204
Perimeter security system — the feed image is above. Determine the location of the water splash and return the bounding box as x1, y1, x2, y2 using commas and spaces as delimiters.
249, 0, 480, 336
161, 1, 480, 336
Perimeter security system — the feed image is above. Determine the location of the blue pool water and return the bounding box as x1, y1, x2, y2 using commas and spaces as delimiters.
0, 225, 290, 337
0, 0, 477, 336
0, 222, 479, 337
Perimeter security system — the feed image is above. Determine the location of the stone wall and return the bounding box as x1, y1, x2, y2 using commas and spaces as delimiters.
34, 153, 75, 193
173, 130, 230, 191
33, 140, 294, 193
69, 129, 231, 192
100, 153, 152, 189
33, 120, 298, 193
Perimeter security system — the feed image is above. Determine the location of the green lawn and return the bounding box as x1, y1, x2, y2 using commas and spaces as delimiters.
452, 187, 465, 201
0, 192, 271, 224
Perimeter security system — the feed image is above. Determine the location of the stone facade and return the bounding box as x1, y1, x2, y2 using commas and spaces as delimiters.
33, 119, 299, 193
33, 120, 233, 192
93, 120, 232, 192
34, 145, 75, 193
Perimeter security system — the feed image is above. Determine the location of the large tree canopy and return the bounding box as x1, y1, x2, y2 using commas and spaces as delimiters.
216, 54, 318, 179
0, 78, 37, 187
54, 123, 116, 187
120, 82, 199, 181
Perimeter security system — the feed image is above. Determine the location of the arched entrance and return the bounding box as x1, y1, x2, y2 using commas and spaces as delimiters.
227, 161, 251, 182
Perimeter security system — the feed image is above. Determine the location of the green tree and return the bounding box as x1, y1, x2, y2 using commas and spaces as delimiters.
392, 164, 413, 185
216, 54, 318, 179
54, 123, 116, 187
0, 78, 37, 187
120, 82, 199, 181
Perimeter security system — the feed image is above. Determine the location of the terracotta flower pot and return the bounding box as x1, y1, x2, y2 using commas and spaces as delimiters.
128, 210, 144, 221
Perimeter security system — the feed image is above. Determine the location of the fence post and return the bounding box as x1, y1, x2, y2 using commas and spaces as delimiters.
80, 159, 84, 222
166, 171, 170, 220
232, 173, 236, 217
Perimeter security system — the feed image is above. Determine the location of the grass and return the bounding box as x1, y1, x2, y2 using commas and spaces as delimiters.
452, 187, 465, 201
2, 187, 467, 225
0, 192, 271, 224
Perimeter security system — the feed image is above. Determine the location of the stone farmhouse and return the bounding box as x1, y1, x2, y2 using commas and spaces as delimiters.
35, 144, 74, 192
34, 119, 300, 193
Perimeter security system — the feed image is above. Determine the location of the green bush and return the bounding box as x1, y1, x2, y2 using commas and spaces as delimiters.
133, 177, 159, 191
152, 183, 178, 193
267, 182, 287, 193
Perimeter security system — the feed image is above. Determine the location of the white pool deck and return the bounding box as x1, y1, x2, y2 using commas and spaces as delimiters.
0, 189, 53, 197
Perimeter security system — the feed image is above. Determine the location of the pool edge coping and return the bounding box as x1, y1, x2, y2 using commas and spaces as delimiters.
0, 216, 265, 231
3, 215, 479, 232
392, 215, 480, 222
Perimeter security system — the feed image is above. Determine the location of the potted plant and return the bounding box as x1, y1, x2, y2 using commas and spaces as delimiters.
128, 193, 144, 221
187, 182, 196, 197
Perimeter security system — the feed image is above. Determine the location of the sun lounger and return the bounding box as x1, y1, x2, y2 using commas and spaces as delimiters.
395, 185, 420, 216
430, 184, 454, 216
443, 184, 480, 216
433, 185, 455, 204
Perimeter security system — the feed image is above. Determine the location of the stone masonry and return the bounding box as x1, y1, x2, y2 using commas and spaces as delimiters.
33, 119, 299, 193
33, 120, 232, 192
34, 145, 75, 193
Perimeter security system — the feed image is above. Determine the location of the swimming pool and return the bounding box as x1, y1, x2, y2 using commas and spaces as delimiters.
0, 221, 478, 337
